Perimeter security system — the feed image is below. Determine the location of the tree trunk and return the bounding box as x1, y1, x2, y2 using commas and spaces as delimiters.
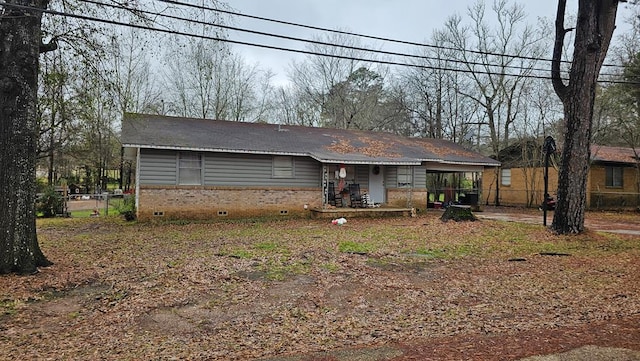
0, 0, 53, 273
551, 0, 620, 234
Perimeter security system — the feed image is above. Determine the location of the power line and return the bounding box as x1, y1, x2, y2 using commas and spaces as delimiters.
1, 1, 637, 86
2, 0, 562, 82
77, 0, 637, 81
77, 0, 563, 77
154, 0, 628, 70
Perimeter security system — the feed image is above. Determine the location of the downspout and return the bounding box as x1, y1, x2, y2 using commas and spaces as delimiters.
135, 147, 141, 217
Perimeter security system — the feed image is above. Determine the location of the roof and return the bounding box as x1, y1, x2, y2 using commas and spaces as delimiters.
121, 113, 501, 167
591, 145, 639, 165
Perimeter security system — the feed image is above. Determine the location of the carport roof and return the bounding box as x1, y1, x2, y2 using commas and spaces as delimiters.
121, 113, 500, 167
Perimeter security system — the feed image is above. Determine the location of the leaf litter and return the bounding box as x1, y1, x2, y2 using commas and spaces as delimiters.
0, 213, 639, 360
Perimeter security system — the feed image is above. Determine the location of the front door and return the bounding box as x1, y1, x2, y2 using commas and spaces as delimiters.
368, 165, 385, 204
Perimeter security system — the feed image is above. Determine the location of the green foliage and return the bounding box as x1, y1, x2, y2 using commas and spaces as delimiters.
36, 186, 64, 218
114, 195, 136, 221
338, 241, 374, 255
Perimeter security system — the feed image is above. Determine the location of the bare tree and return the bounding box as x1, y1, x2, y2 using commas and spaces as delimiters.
439, 0, 547, 205
399, 29, 481, 142
551, 0, 623, 234
162, 39, 266, 121
288, 31, 373, 127
107, 29, 162, 116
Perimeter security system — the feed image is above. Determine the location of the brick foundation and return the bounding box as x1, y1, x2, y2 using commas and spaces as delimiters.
386, 188, 428, 208
137, 186, 322, 221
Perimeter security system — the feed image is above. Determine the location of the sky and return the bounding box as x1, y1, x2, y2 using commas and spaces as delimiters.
225, 0, 636, 86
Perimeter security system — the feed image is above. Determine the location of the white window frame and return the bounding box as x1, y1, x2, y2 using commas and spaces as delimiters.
273, 156, 294, 178
178, 152, 202, 185
501, 168, 511, 186
397, 166, 413, 188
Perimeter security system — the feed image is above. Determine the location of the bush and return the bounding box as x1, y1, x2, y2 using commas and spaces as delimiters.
115, 195, 136, 221
37, 187, 64, 218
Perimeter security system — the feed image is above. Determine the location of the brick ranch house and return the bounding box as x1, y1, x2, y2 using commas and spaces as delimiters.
121, 113, 500, 220
482, 144, 640, 209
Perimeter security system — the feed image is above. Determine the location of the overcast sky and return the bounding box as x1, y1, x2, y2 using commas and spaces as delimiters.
225, 1, 635, 86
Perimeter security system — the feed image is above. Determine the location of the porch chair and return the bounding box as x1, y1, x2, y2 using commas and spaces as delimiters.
349, 183, 364, 208
328, 182, 342, 207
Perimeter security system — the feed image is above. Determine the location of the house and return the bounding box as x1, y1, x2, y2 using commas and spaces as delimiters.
121, 113, 500, 220
482, 144, 640, 209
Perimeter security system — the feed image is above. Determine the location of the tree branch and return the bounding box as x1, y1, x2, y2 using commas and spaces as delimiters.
552, 0, 570, 101
39, 38, 58, 53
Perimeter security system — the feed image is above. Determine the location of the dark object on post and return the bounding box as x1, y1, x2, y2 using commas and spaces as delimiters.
542, 136, 556, 226
539, 194, 556, 211
440, 205, 477, 222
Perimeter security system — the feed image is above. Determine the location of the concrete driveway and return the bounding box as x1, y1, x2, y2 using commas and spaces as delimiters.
477, 208, 640, 236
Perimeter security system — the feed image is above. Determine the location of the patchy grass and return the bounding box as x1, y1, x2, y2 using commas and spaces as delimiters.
0, 212, 639, 360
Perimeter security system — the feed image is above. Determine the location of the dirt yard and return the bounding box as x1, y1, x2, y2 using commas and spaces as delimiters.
1, 210, 639, 360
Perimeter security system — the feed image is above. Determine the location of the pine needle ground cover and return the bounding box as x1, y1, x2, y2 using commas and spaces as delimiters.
1, 213, 639, 360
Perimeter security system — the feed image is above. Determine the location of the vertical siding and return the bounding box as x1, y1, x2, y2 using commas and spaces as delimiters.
139, 149, 177, 185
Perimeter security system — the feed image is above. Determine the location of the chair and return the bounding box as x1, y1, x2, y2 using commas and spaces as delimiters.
328, 182, 342, 207
349, 183, 364, 208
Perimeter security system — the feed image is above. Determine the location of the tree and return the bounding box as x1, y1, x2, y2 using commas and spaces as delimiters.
321, 67, 385, 129
289, 31, 373, 126
440, 0, 546, 205
551, 0, 623, 234
0, 0, 54, 273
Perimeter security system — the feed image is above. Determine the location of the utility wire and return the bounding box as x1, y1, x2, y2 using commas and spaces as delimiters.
155, 0, 628, 70
78, 0, 565, 77
2, 1, 564, 82
1, 1, 637, 85
78, 0, 637, 81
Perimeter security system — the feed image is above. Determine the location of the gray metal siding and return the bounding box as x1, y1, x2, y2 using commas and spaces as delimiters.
384, 165, 426, 188
386, 166, 398, 187
414, 166, 427, 188
354, 165, 370, 186
204, 153, 321, 187
139, 149, 177, 185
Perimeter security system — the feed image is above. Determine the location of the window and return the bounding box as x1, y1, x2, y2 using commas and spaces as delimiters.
178, 152, 202, 185
273, 156, 294, 178
501, 169, 511, 186
606, 166, 623, 188
397, 166, 412, 188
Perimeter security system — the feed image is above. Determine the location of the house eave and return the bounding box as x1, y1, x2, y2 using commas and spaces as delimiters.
121, 144, 309, 158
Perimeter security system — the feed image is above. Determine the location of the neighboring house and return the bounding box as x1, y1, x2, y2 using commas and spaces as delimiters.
121, 113, 500, 220
482, 144, 640, 209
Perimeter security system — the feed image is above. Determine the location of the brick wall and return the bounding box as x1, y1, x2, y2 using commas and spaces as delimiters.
137, 185, 322, 220
386, 188, 428, 208
482, 167, 558, 207
483, 165, 640, 209
589, 165, 640, 208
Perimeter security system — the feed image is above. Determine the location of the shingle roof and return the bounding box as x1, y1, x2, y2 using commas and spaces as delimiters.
121, 113, 500, 167
591, 145, 639, 165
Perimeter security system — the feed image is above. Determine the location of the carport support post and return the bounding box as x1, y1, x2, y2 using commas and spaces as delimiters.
542, 136, 556, 226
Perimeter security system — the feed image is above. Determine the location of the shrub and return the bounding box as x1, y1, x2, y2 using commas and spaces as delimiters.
37, 186, 64, 218
115, 195, 136, 221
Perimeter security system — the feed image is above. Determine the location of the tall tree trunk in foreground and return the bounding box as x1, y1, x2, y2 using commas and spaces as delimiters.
551, 0, 620, 234
0, 0, 54, 273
